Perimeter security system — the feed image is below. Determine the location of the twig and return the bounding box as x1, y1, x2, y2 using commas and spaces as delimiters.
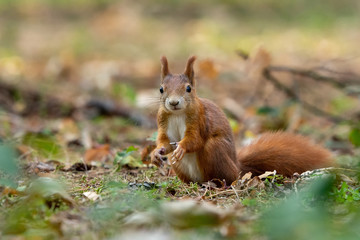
313, 66, 360, 79
231, 185, 240, 201
0, 80, 155, 127
263, 69, 347, 123
207, 189, 246, 198
268, 66, 360, 88
0, 81, 75, 117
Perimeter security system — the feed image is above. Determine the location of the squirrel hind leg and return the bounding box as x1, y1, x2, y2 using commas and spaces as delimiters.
199, 138, 239, 184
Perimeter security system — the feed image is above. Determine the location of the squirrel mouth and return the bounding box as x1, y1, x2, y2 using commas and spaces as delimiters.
169, 106, 182, 111
165, 102, 184, 112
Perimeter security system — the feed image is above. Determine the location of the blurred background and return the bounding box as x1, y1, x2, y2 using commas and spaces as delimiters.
1, 1, 360, 239
1, 0, 360, 148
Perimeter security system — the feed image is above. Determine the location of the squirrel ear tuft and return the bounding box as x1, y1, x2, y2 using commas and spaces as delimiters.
184, 55, 196, 85
160, 56, 170, 81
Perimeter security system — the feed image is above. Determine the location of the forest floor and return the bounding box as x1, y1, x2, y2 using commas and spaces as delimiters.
1, 1, 360, 239
0, 72, 359, 239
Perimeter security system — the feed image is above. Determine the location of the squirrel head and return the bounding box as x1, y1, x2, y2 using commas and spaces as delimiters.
159, 56, 197, 114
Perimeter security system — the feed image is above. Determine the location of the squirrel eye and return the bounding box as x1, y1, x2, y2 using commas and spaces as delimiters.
186, 85, 191, 93
160, 87, 164, 93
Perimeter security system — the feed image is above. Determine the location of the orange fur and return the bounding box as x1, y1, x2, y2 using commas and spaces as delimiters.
237, 132, 333, 177
151, 56, 334, 184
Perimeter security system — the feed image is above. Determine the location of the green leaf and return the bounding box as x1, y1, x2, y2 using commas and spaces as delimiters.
118, 155, 142, 169
113, 83, 137, 105
330, 95, 357, 114
256, 106, 279, 116
228, 118, 240, 133
115, 146, 137, 160
349, 128, 360, 147
125, 145, 138, 153
114, 146, 141, 170
262, 177, 335, 240
3, 177, 73, 235
0, 144, 18, 188
22, 132, 62, 159
27, 177, 73, 206
0, 144, 18, 175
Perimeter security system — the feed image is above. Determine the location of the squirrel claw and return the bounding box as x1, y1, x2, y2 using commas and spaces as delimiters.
151, 147, 167, 167
171, 145, 185, 164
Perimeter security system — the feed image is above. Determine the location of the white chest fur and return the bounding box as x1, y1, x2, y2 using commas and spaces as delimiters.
167, 114, 186, 142
166, 114, 202, 182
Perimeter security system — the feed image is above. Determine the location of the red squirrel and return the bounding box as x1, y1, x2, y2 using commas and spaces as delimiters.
151, 56, 333, 184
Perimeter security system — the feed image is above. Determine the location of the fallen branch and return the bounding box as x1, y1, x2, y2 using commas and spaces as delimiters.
263, 69, 348, 123
268, 66, 360, 89
0, 81, 75, 117
0, 81, 156, 127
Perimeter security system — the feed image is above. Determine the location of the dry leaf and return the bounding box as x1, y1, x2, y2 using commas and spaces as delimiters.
258, 171, 276, 179
83, 191, 100, 201
245, 45, 271, 79
34, 161, 56, 172
124, 200, 233, 229
141, 144, 156, 164
198, 59, 219, 81
84, 144, 111, 163
26, 160, 64, 175
247, 176, 265, 189
232, 172, 252, 188
2, 187, 19, 196
202, 181, 218, 189
241, 172, 253, 182
16, 144, 32, 156
66, 162, 92, 172
57, 118, 80, 144
124, 211, 159, 228
337, 173, 357, 185
161, 200, 231, 229
50, 212, 89, 237
220, 222, 238, 238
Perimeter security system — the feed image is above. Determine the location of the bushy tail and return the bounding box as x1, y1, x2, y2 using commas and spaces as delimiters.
237, 132, 334, 177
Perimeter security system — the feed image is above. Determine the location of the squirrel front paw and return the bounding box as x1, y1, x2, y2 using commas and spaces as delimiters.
171, 144, 185, 164
151, 147, 167, 167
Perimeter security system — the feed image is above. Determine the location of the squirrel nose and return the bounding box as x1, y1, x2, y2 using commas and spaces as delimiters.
169, 100, 180, 106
